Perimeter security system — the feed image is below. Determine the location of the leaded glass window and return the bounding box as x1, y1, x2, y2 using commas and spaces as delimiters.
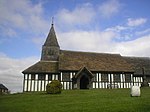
31, 74, 35, 80
48, 74, 52, 80
38, 74, 45, 80
101, 73, 108, 82
147, 76, 150, 82
62, 72, 70, 81
113, 74, 121, 82
125, 74, 131, 82
92, 73, 97, 81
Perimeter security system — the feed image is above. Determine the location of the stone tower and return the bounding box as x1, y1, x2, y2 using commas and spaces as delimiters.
41, 22, 60, 61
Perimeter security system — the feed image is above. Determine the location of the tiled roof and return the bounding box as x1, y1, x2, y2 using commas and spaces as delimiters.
59, 50, 134, 72
124, 57, 150, 76
22, 61, 59, 74
23, 50, 150, 74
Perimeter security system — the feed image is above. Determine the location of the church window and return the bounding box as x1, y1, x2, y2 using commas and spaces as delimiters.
113, 74, 121, 82
125, 74, 131, 82
48, 74, 52, 80
147, 76, 150, 82
31, 74, 35, 80
92, 73, 97, 81
101, 73, 108, 82
62, 72, 70, 81
38, 74, 45, 80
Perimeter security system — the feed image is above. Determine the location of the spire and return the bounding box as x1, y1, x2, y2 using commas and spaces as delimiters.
41, 18, 60, 61
43, 18, 59, 47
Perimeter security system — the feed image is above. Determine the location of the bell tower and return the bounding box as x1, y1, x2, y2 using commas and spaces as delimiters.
41, 20, 60, 61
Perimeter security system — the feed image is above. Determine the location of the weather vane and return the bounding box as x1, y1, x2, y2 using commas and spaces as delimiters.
52, 17, 54, 26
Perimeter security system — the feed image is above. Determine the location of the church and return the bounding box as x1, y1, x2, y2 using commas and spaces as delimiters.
22, 22, 150, 92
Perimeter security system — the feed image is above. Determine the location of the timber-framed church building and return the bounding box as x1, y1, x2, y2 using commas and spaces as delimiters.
22, 22, 150, 92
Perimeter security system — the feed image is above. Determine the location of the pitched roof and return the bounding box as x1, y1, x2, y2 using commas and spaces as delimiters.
0, 84, 8, 90
22, 61, 59, 74
74, 67, 94, 78
124, 57, 150, 76
59, 50, 134, 72
43, 24, 59, 47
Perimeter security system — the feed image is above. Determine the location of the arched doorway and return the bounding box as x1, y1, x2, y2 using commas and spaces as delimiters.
80, 75, 89, 89
72, 67, 94, 89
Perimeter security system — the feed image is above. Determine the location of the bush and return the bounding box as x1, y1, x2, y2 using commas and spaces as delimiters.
46, 80, 62, 94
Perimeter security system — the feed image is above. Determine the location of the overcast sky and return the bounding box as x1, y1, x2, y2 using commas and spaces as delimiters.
0, 0, 150, 93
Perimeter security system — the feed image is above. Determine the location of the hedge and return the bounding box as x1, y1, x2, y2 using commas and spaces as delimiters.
46, 80, 62, 94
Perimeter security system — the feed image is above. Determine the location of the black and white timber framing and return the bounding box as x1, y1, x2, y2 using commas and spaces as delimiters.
23, 72, 146, 92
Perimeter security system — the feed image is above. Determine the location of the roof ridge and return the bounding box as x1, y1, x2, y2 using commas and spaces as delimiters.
61, 50, 121, 56
40, 61, 58, 63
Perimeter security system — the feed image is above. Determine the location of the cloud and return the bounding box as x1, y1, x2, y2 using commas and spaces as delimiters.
32, 37, 45, 46
106, 25, 128, 33
105, 25, 132, 41
127, 18, 147, 27
58, 30, 116, 52
55, 0, 123, 31
0, 0, 48, 37
56, 3, 95, 25
0, 26, 17, 37
0, 53, 39, 93
57, 26, 150, 57
107, 26, 150, 57
105, 17, 149, 41
113, 34, 150, 56
135, 28, 150, 36
56, 0, 122, 27
98, 0, 121, 18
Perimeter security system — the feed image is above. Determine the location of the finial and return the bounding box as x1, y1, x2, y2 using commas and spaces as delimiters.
52, 17, 54, 26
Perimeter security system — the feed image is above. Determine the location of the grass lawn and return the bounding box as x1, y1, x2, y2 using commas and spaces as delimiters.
0, 88, 150, 112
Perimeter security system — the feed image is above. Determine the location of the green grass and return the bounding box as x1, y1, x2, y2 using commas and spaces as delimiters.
0, 88, 150, 112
